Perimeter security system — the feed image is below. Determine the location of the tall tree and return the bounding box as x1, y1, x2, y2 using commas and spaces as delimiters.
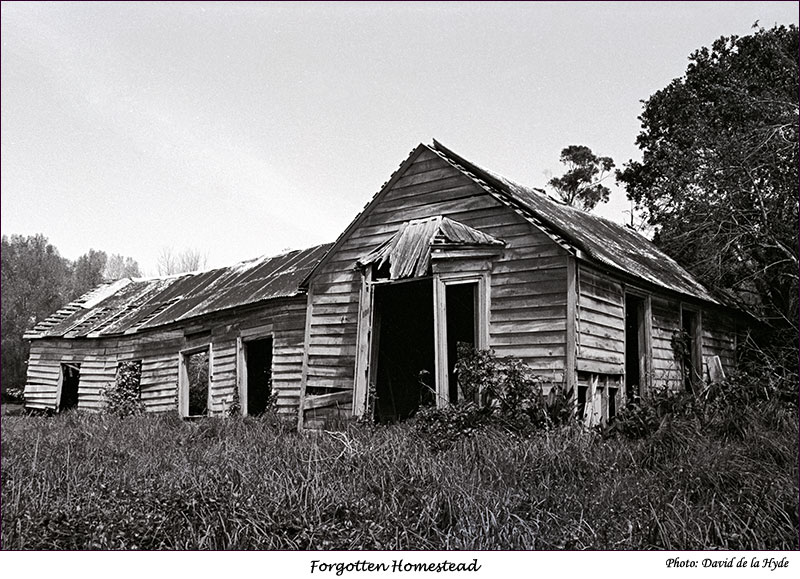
69, 249, 107, 300
548, 145, 615, 211
104, 254, 141, 280
156, 246, 207, 276
617, 25, 799, 365
1, 235, 70, 394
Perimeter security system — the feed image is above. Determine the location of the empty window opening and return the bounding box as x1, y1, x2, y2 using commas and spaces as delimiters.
625, 295, 645, 401
372, 279, 435, 423
245, 338, 273, 415
372, 260, 391, 281
446, 283, 478, 403
185, 349, 210, 417
577, 385, 588, 421
58, 363, 81, 411
681, 310, 699, 391
608, 387, 618, 420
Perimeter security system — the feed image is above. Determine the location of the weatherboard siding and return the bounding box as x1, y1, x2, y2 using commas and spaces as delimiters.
24, 297, 310, 418
700, 308, 738, 380
576, 265, 625, 375
303, 147, 572, 408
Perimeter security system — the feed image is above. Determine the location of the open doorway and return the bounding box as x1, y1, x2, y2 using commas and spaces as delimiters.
372, 279, 435, 423
446, 282, 477, 403
245, 337, 273, 415
182, 348, 210, 417
625, 294, 645, 401
58, 363, 81, 411
681, 309, 699, 392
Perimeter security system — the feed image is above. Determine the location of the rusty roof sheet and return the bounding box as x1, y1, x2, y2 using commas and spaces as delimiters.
430, 141, 718, 303
25, 244, 332, 339
357, 216, 504, 280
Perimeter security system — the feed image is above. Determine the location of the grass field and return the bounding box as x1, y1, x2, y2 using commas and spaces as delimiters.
2, 390, 797, 551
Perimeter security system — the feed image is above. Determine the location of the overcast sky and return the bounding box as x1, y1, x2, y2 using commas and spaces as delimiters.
2, 1, 797, 275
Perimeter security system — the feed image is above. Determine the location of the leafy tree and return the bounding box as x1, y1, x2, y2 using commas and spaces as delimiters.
617, 24, 799, 367
69, 249, 107, 300
548, 145, 615, 211
1, 235, 70, 394
104, 254, 141, 280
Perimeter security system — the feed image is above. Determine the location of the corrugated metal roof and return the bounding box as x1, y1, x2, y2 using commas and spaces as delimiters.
430, 141, 718, 303
357, 216, 504, 279
25, 244, 332, 339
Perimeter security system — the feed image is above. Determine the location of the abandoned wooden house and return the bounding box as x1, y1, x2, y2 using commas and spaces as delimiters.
23, 141, 743, 428
23, 245, 331, 419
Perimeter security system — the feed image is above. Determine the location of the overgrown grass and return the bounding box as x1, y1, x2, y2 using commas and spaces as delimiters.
2, 393, 797, 550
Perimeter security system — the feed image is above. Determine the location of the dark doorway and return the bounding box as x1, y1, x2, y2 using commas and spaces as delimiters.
245, 337, 273, 415
373, 279, 435, 423
186, 349, 209, 416
446, 283, 477, 403
625, 295, 644, 401
59, 363, 81, 411
681, 309, 699, 392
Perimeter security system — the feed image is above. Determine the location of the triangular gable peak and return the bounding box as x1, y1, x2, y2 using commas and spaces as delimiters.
300, 144, 432, 288
301, 142, 571, 288
356, 216, 505, 280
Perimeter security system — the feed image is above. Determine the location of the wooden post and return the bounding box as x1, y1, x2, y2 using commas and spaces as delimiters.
353, 269, 373, 417
236, 337, 246, 416
566, 257, 578, 411
53, 365, 64, 412
433, 274, 449, 408
297, 283, 316, 431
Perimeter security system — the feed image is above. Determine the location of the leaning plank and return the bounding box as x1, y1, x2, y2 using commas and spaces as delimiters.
303, 390, 353, 410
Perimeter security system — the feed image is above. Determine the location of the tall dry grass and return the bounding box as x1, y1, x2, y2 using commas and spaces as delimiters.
1, 395, 797, 550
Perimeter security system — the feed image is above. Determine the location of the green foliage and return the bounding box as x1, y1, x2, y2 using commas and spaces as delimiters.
1, 234, 70, 395
3, 386, 24, 404
187, 352, 209, 416
1, 234, 143, 397
617, 24, 799, 368
2, 398, 796, 550
548, 144, 615, 211
414, 347, 574, 448
103, 254, 141, 280
610, 363, 797, 444
413, 403, 493, 449
103, 362, 144, 418
69, 249, 107, 301
226, 389, 242, 417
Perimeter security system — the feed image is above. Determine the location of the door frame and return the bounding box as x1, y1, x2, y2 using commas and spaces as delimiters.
433, 271, 489, 407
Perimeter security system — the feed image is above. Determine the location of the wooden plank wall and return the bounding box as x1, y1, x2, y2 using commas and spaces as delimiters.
576, 265, 625, 375
650, 295, 683, 391
303, 147, 571, 422
700, 308, 738, 379
24, 341, 117, 411
24, 297, 309, 418
208, 299, 308, 417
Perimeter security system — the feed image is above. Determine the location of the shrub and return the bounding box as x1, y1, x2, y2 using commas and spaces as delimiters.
103, 362, 144, 417
226, 389, 242, 417
609, 362, 798, 442
414, 347, 573, 447
3, 386, 24, 404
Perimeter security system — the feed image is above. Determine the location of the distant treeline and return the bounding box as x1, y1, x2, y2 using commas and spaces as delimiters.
1, 234, 141, 396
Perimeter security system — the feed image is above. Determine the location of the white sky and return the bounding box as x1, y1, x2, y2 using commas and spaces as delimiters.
2, 1, 797, 275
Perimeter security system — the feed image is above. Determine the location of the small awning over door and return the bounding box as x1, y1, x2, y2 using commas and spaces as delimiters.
356, 216, 505, 280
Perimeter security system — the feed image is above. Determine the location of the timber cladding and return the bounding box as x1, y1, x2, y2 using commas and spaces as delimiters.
22, 141, 745, 428
25, 297, 309, 417
301, 148, 571, 404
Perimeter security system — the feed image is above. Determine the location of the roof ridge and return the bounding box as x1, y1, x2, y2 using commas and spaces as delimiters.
429, 139, 717, 304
